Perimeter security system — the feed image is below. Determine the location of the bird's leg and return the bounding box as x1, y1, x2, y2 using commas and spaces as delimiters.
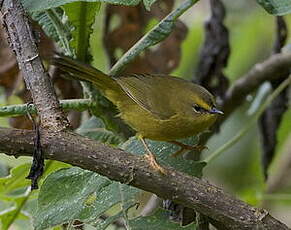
139, 137, 166, 174
169, 141, 208, 157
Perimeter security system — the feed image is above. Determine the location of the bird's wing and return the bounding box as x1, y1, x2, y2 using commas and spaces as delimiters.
116, 74, 176, 120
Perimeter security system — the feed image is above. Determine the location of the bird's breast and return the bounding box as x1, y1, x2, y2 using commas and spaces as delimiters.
119, 105, 217, 141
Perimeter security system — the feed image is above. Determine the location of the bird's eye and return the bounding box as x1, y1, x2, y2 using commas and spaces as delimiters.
192, 104, 203, 113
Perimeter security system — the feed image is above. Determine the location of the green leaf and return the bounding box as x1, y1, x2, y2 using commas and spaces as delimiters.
35, 162, 195, 230
63, 2, 100, 61
257, 0, 291, 15
34, 167, 140, 230
32, 9, 72, 55
94, 202, 136, 230
0, 191, 31, 230
0, 161, 69, 230
109, 0, 199, 75
22, 0, 141, 13
0, 164, 31, 195
129, 209, 196, 229
121, 137, 206, 178
0, 161, 70, 195
77, 117, 123, 145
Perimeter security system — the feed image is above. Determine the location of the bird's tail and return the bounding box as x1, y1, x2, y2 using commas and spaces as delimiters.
51, 54, 119, 92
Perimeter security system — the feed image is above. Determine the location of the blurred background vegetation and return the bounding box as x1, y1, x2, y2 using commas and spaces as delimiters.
0, 0, 291, 229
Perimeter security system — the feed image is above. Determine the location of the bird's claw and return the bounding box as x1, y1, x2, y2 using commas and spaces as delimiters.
144, 153, 167, 175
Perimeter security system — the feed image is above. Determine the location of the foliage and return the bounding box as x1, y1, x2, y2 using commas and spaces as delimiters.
76, 116, 123, 145
31, 9, 72, 54
128, 209, 196, 229
257, 0, 291, 15
0, 162, 69, 230
63, 2, 101, 59
34, 120, 205, 229
22, 0, 158, 12
34, 167, 138, 229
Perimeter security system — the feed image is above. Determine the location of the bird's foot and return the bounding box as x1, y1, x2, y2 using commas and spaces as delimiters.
139, 136, 166, 174
170, 141, 208, 157
144, 153, 166, 175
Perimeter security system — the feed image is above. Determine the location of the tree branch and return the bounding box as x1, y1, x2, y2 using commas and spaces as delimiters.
221, 52, 291, 118
0, 127, 289, 230
1, 0, 69, 130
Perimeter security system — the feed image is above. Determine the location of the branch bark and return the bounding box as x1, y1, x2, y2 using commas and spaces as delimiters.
0, 127, 289, 230
1, 0, 69, 130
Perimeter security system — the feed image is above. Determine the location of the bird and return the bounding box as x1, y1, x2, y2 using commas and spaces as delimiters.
51, 54, 223, 174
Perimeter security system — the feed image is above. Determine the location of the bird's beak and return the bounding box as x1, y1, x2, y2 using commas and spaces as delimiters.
209, 107, 224, 115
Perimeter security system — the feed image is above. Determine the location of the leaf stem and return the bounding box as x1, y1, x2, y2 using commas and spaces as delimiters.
0, 99, 92, 117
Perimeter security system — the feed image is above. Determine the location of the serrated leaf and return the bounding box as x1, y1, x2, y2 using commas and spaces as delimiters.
121, 137, 206, 178
34, 167, 140, 230
22, 0, 142, 12
257, 0, 291, 15
63, 2, 100, 60
129, 209, 196, 229
77, 117, 123, 145
31, 9, 72, 54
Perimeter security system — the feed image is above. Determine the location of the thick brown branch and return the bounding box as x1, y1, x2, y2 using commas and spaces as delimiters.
0, 127, 289, 230
1, 0, 69, 130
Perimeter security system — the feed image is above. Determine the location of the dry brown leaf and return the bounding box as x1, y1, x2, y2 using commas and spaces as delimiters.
103, 0, 187, 75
